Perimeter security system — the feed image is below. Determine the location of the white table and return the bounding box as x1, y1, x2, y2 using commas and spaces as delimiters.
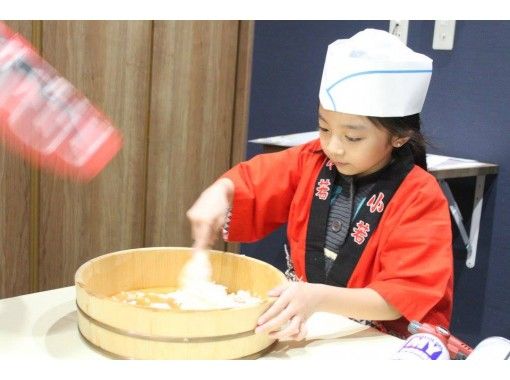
0, 286, 403, 360
250, 131, 499, 269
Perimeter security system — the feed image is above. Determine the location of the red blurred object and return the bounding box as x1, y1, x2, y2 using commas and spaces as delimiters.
408, 320, 474, 360
0, 22, 122, 181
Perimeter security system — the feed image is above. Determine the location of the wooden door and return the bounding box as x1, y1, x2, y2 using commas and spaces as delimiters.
0, 20, 253, 297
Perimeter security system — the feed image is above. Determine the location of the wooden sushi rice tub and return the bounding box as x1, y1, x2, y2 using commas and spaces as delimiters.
75, 247, 287, 359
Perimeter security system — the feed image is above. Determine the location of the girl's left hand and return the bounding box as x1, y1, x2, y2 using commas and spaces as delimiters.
255, 282, 320, 341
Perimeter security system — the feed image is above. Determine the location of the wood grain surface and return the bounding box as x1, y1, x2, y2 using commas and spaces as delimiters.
144, 21, 239, 249
75, 247, 286, 359
38, 21, 152, 291
0, 21, 34, 297
226, 21, 254, 255
0, 20, 253, 297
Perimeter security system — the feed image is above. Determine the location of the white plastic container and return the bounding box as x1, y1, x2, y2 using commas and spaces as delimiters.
393, 332, 450, 360
466, 337, 510, 360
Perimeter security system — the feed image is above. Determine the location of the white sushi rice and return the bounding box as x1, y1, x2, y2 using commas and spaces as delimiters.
169, 249, 262, 310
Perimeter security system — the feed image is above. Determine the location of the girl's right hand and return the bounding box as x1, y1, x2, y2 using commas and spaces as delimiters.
186, 178, 234, 249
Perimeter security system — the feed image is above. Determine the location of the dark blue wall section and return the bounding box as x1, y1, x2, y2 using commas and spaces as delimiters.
241, 21, 509, 346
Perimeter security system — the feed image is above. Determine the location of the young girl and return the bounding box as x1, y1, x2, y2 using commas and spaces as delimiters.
187, 28, 453, 340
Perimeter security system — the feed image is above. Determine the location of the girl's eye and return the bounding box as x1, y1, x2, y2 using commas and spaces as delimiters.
318, 126, 329, 132
346, 136, 362, 142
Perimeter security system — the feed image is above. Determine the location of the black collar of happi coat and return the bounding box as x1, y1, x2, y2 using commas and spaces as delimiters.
304, 146, 415, 286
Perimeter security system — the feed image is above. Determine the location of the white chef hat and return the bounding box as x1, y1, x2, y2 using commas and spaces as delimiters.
319, 28, 433, 117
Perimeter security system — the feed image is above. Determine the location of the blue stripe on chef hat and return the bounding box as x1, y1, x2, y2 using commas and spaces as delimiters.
326, 69, 433, 112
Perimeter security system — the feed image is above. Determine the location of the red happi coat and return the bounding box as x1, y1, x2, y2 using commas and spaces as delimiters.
221, 139, 453, 336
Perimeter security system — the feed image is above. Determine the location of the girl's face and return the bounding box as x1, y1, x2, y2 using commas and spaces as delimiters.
318, 105, 408, 177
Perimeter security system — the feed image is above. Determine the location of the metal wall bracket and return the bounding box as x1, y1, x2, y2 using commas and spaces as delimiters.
439, 175, 486, 268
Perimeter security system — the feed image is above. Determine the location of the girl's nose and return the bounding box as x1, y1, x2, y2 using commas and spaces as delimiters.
327, 136, 345, 156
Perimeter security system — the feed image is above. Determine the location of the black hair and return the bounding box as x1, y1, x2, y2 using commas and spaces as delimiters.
367, 114, 428, 170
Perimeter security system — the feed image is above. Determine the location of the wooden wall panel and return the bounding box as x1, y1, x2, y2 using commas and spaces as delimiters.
1, 20, 253, 298
38, 21, 152, 291
230, 21, 254, 167
0, 21, 33, 297
145, 21, 239, 249
226, 21, 254, 254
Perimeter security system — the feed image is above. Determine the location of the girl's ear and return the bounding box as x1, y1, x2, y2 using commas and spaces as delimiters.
391, 135, 411, 148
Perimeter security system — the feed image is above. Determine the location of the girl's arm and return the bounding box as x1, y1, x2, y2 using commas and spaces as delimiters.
314, 284, 400, 320
186, 178, 234, 249
255, 282, 400, 340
